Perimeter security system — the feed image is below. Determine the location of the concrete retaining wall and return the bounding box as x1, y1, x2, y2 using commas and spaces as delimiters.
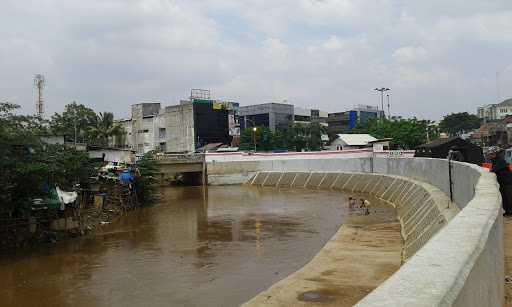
248, 171, 459, 261
207, 157, 504, 307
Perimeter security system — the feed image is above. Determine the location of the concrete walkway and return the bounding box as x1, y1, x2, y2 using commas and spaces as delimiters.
241, 205, 402, 307
505, 216, 512, 306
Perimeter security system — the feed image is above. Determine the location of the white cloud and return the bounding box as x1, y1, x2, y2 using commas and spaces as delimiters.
392, 46, 429, 64
1, 0, 512, 120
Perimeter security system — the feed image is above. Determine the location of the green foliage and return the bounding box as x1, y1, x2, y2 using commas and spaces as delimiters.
439, 112, 481, 136
136, 151, 159, 203
239, 122, 326, 152
50, 102, 98, 143
50, 103, 124, 147
41, 145, 97, 189
0, 102, 96, 214
352, 118, 435, 149
89, 112, 124, 146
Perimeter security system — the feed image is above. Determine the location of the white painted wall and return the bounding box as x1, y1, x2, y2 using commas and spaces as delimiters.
88, 149, 135, 163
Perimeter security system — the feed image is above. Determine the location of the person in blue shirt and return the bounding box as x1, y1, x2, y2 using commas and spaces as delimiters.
119, 169, 134, 185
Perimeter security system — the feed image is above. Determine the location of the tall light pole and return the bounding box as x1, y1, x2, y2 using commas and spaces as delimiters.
374, 87, 390, 119
386, 94, 391, 119
252, 127, 257, 152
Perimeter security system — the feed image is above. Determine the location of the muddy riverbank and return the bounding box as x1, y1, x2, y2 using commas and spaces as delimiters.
241, 198, 402, 307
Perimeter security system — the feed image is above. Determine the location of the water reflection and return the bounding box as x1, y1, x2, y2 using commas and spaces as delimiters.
0, 186, 347, 307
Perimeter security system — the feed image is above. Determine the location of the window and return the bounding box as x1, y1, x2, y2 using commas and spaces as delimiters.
159, 128, 166, 138
159, 142, 166, 151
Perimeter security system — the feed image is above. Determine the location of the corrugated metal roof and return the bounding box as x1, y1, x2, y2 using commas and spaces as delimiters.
336, 134, 376, 146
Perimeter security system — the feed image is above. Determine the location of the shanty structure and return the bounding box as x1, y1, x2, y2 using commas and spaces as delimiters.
415, 137, 483, 165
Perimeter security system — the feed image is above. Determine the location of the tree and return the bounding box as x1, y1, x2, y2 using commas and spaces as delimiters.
439, 112, 481, 136
136, 151, 159, 204
90, 112, 123, 146
352, 118, 432, 149
0, 102, 96, 215
0, 102, 44, 212
238, 122, 326, 152
239, 126, 275, 151
308, 122, 326, 151
50, 102, 98, 143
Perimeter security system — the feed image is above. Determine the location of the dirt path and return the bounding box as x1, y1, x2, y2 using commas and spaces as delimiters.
241, 204, 402, 307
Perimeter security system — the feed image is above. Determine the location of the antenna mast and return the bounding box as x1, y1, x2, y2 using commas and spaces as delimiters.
34, 74, 45, 118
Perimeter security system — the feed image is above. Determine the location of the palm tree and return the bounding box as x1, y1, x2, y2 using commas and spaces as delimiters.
90, 112, 123, 146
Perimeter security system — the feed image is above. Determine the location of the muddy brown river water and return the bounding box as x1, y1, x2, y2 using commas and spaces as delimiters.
0, 186, 349, 307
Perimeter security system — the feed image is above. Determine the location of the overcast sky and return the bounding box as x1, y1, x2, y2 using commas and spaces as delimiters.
2, 0, 512, 120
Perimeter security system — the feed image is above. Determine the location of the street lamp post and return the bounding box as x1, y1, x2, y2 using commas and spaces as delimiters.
374, 87, 390, 119
252, 127, 257, 152
386, 94, 391, 119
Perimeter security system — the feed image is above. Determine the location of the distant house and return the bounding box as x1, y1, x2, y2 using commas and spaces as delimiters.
415, 137, 483, 165
41, 135, 65, 145
368, 138, 392, 151
329, 134, 377, 151
88, 146, 136, 164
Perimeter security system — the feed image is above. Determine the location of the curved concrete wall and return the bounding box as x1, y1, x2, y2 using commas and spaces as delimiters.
248, 171, 458, 261
207, 157, 504, 307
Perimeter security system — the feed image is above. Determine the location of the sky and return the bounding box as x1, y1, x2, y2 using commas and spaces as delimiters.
1, 0, 512, 121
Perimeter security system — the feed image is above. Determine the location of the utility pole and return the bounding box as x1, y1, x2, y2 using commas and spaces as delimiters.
73, 101, 78, 150
374, 87, 390, 119
34, 74, 45, 118
387, 94, 391, 119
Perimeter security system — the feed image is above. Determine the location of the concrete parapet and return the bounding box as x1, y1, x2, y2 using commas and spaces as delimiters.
208, 157, 503, 306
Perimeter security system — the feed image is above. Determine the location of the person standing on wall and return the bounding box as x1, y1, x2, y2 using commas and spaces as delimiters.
488, 146, 512, 216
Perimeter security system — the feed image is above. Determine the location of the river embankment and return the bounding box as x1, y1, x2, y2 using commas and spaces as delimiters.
241, 198, 402, 307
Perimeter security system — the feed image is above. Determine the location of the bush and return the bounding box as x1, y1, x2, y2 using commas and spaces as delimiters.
135, 152, 159, 204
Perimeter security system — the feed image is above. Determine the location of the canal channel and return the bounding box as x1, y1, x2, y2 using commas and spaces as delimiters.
0, 186, 349, 307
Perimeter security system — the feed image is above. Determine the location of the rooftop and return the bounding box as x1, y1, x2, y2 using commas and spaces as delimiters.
498, 98, 512, 107
417, 137, 459, 148
335, 134, 377, 146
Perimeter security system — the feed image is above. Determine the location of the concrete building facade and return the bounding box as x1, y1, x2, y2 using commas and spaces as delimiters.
326, 105, 384, 140
115, 100, 235, 154
239, 103, 294, 131
293, 106, 328, 126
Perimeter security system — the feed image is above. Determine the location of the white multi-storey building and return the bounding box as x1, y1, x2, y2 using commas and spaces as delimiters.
477, 98, 512, 122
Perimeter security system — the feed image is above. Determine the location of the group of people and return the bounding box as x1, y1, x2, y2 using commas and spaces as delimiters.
348, 197, 370, 215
